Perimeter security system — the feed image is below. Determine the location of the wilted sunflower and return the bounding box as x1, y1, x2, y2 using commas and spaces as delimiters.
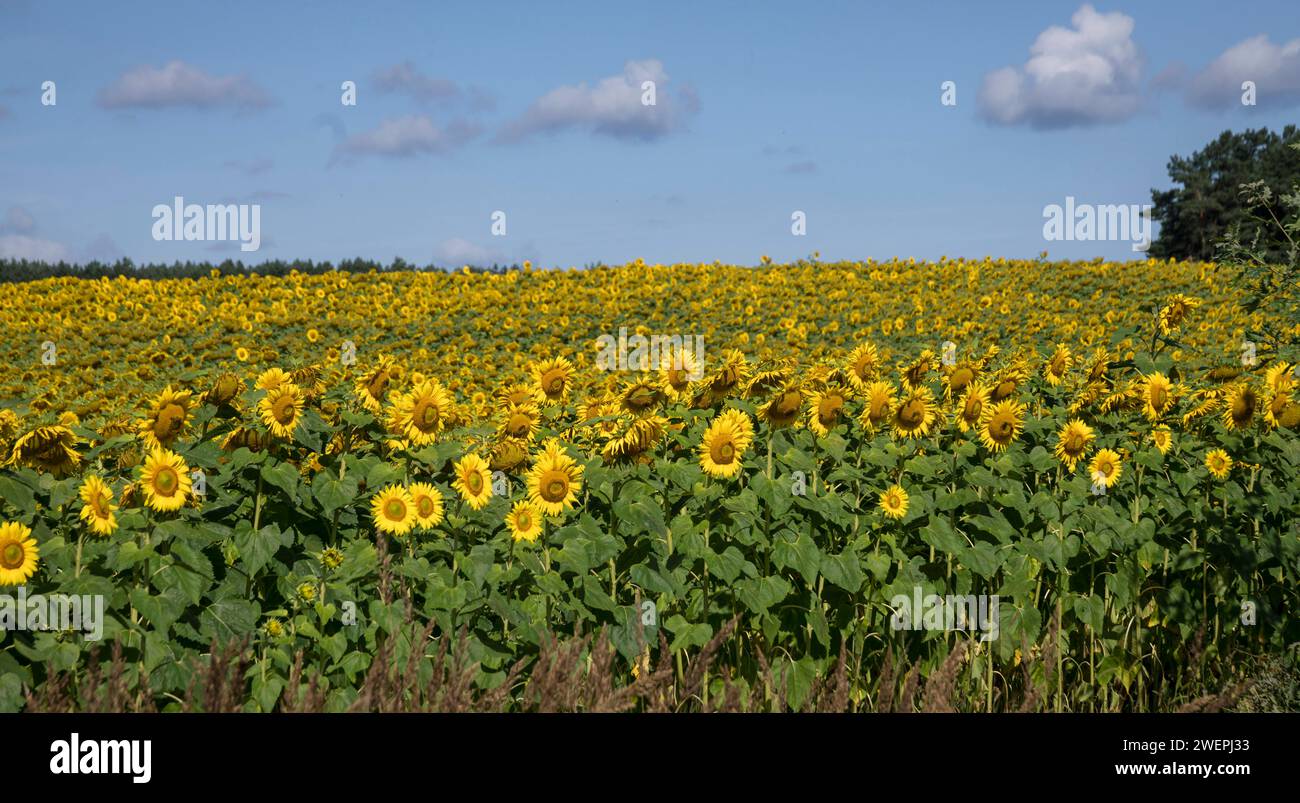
1158, 294, 1199, 334
602, 414, 667, 464
138, 447, 192, 512
1053, 419, 1094, 471
807, 384, 851, 438
879, 484, 909, 520
506, 500, 544, 543
526, 439, 584, 515
1204, 448, 1233, 479
892, 386, 937, 440
452, 453, 493, 510
1141, 372, 1174, 421
1264, 361, 1295, 394
138, 385, 192, 449
407, 482, 447, 530
694, 349, 750, 407
757, 380, 805, 430
1043, 344, 1072, 386
845, 342, 881, 391
222, 426, 270, 453
979, 399, 1025, 452
370, 484, 416, 536
9, 424, 81, 477
1181, 390, 1222, 427
259, 382, 305, 439
1089, 448, 1123, 490
989, 364, 1028, 402
489, 437, 531, 473
858, 381, 896, 432
78, 475, 118, 536
496, 382, 545, 409
202, 373, 245, 409
354, 354, 397, 414
620, 377, 666, 417
1222, 383, 1257, 431
0, 522, 39, 586
698, 410, 753, 479
532, 356, 575, 403
901, 349, 935, 391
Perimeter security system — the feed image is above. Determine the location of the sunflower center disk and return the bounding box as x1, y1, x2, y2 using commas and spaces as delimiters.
155, 468, 177, 494
544, 476, 568, 501
385, 500, 406, 520
1, 543, 23, 569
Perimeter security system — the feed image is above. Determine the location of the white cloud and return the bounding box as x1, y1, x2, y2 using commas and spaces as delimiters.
978, 4, 1144, 128
498, 60, 697, 143
434, 237, 505, 267
97, 60, 272, 110
373, 62, 460, 103
1188, 35, 1300, 110
2, 205, 35, 234
0, 234, 70, 262
332, 115, 481, 162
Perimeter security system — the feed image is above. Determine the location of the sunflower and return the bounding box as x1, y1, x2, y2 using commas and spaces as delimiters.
659, 348, 702, 400
979, 399, 1025, 452
222, 426, 270, 453
388, 379, 452, 446
943, 361, 980, 399
602, 414, 668, 464
757, 380, 805, 429
1053, 419, 1094, 471
891, 386, 937, 440
1141, 372, 1174, 420
955, 382, 991, 433
1264, 361, 1295, 394
858, 381, 896, 432
138, 385, 193, 449
9, 424, 81, 477
695, 349, 750, 407
138, 447, 192, 512
1204, 448, 1233, 479
0, 522, 39, 586
256, 367, 291, 392
355, 354, 397, 414
1158, 294, 1199, 334
989, 365, 1027, 402
901, 349, 935, 391
497, 402, 541, 443
845, 343, 881, 390
698, 410, 752, 479
526, 440, 584, 515
1088, 448, 1123, 490
879, 485, 909, 520
620, 377, 666, 417
370, 484, 416, 536
807, 384, 851, 438
408, 482, 446, 529
259, 382, 305, 439
506, 500, 544, 543
496, 382, 545, 409
490, 437, 531, 473
1043, 344, 1072, 386
1151, 426, 1172, 455
78, 475, 119, 536
202, 373, 245, 408
452, 453, 494, 510
532, 356, 575, 403
1222, 383, 1257, 431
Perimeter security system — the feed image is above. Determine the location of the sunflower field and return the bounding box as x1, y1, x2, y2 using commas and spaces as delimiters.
1, 256, 1298, 712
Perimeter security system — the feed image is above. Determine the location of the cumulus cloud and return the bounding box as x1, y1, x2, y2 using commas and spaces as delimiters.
978, 4, 1144, 129
784, 160, 818, 174
97, 60, 273, 110
1187, 35, 1300, 110
497, 60, 698, 143
331, 115, 481, 163
0, 235, 69, 262
433, 237, 505, 267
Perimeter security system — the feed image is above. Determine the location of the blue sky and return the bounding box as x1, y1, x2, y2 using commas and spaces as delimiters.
1, 0, 1297, 267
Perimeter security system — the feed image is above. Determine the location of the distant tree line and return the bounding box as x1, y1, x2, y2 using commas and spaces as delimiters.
0, 256, 528, 283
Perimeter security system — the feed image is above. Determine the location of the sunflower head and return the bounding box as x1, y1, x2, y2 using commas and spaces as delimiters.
846, 343, 881, 390
1222, 383, 1257, 431
506, 500, 544, 543
1089, 448, 1123, 489
452, 454, 494, 510
11, 424, 82, 477
698, 410, 753, 479
1151, 426, 1172, 455
858, 381, 896, 432
532, 356, 575, 402
0, 521, 39, 587
259, 382, 306, 439
1204, 448, 1233, 479
1043, 344, 1072, 386
138, 447, 192, 512
807, 384, 850, 438
370, 484, 416, 537
1053, 419, 1094, 471
1141, 372, 1174, 420
879, 485, 909, 520
78, 475, 119, 536
408, 482, 447, 529
979, 399, 1025, 452
892, 386, 937, 440
526, 439, 584, 515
